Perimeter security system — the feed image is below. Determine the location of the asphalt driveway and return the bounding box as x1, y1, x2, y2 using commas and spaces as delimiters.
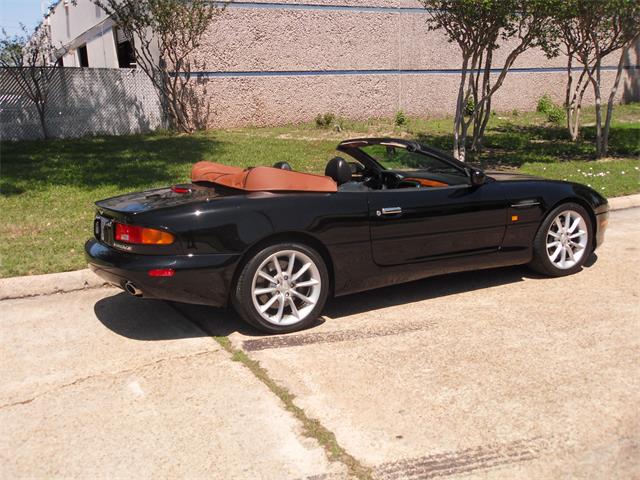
1, 208, 638, 479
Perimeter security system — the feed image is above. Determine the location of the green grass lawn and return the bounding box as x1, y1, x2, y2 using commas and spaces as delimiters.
1, 103, 638, 278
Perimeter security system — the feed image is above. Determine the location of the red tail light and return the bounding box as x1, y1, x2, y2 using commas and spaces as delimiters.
148, 268, 175, 277
171, 185, 191, 194
114, 223, 174, 245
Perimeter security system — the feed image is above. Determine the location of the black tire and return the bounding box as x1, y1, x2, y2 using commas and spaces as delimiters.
529, 202, 593, 277
232, 242, 330, 334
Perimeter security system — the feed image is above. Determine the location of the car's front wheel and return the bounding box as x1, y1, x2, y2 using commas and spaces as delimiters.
529, 202, 593, 277
232, 243, 329, 333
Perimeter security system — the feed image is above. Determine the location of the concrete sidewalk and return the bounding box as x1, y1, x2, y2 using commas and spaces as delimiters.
0, 289, 343, 479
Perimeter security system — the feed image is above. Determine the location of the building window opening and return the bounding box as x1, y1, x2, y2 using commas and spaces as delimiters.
78, 45, 89, 67
115, 28, 136, 68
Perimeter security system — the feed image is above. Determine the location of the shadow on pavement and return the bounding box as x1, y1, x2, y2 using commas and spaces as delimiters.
327, 253, 598, 318
94, 292, 254, 340
95, 255, 597, 340
325, 264, 533, 318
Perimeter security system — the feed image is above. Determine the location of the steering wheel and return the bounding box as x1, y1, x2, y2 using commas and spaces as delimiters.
362, 168, 383, 189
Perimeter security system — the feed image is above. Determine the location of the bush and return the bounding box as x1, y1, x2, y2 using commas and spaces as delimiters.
464, 97, 475, 116
546, 105, 565, 125
315, 112, 336, 129
537, 94, 565, 125
394, 110, 407, 126
537, 94, 555, 114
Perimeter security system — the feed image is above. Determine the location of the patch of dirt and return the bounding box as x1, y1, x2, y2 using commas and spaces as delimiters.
3, 224, 42, 240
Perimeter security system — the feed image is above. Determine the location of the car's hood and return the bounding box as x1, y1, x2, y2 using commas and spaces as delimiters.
486, 170, 541, 182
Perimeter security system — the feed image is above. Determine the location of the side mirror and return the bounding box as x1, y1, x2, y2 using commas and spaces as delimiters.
470, 169, 487, 186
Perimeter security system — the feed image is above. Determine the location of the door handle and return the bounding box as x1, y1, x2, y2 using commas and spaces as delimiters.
377, 207, 402, 216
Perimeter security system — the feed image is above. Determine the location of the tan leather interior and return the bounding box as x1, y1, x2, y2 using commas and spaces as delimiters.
404, 177, 449, 188
191, 161, 338, 193
191, 161, 244, 182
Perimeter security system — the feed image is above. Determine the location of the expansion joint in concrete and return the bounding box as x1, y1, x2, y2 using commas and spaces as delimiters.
169, 302, 374, 480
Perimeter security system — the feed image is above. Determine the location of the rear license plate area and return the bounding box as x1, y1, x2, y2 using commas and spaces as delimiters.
94, 215, 113, 244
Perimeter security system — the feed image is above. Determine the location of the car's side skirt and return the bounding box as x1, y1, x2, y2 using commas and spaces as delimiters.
332, 247, 533, 297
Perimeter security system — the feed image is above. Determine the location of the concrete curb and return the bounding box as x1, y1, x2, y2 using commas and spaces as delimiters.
607, 193, 640, 211
1, 193, 639, 301
0, 269, 108, 301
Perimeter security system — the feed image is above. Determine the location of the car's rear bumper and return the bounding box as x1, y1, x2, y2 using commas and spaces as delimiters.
85, 239, 240, 307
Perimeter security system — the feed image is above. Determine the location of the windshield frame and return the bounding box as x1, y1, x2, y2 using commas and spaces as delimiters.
337, 138, 472, 178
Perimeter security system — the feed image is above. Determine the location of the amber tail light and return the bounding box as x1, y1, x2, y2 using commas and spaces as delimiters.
114, 223, 175, 245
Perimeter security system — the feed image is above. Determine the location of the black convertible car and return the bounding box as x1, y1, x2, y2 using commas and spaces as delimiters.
86, 138, 609, 333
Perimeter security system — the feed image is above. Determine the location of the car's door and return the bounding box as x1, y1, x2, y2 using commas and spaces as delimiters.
359, 143, 508, 267
368, 182, 508, 266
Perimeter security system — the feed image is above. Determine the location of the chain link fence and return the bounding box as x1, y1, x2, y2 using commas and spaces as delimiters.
0, 67, 165, 141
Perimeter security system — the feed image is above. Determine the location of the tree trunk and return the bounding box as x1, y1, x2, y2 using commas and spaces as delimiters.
570, 74, 590, 141
602, 43, 630, 156
35, 102, 49, 140
565, 52, 573, 133
459, 117, 469, 162
470, 50, 485, 153
472, 49, 493, 155
589, 58, 604, 157
458, 51, 484, 162
570, 102, 581, 141
565, 60, 592, 143
453, 55, 470, 161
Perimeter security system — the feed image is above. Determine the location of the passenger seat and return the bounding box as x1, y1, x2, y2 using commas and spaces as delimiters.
325, 157, 368, 191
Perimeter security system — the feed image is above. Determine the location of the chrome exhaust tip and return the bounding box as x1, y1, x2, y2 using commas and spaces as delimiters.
124, 281, 142, 297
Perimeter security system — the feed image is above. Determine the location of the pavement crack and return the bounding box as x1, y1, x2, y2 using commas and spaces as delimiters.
0, 284, 110, 302
0, 349, 215, 410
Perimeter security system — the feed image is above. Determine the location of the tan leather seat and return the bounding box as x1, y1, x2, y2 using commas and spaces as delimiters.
191, 161, 337, 193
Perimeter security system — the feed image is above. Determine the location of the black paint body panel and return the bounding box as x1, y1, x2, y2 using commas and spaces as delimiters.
86, 167, 609, 307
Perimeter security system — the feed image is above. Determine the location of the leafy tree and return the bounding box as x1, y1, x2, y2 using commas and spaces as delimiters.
0, 24, 66, 139
94, 0, 223, 133
421, 0, 559, 161
548, 0, 640, 156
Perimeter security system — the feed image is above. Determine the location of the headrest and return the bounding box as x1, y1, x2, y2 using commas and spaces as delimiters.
325, 156, 352, 185
273, 161, 293, 171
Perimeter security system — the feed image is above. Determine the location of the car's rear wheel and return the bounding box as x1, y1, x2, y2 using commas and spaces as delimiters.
232, 243, 329, 333
529, 202, 593, 277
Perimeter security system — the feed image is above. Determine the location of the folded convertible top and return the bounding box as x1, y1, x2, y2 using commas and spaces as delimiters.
191, 161, 337, 193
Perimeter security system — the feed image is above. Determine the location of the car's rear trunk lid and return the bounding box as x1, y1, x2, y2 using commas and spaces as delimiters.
95, 184, 227, 215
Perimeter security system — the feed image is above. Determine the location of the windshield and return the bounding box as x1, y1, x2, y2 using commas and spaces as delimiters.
359, 144, 465, 176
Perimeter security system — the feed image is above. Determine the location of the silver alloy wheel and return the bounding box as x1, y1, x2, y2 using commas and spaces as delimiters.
251, 249, 322, 326
546, 209, 588, 269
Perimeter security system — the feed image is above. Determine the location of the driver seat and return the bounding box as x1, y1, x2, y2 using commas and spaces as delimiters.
325, 157, 352, 185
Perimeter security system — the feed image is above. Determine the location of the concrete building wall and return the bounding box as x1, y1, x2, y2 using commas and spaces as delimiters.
84, 27, 119, 68
189, 0, 640, 128
43, 0, 640, 128
48, 0, 118, 68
